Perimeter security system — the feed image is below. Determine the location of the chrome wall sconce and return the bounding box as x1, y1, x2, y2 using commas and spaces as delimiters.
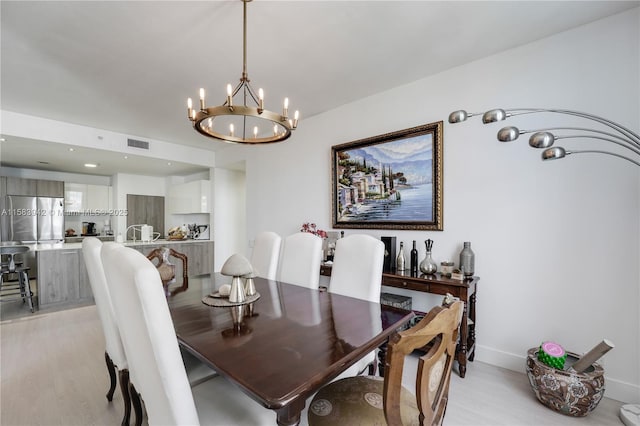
448, 108, 640, 167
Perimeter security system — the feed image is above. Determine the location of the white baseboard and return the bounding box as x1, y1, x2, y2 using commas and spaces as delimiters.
475, 344, 640, 404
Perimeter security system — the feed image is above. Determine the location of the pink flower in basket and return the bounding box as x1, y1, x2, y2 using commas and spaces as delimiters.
300, 222, 327, 239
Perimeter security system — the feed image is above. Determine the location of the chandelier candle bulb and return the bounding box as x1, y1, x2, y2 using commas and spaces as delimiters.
199, 88, 205, 110
253, 126, 258, 138
227, 84, 233, 108
187, 98, 193, 119
293, 110, 299, 128
283, 97, 289, 119
229, 123, 235, 137
258, 88, 264, 110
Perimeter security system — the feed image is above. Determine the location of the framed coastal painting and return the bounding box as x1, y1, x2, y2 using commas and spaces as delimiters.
331, 121, 443, 230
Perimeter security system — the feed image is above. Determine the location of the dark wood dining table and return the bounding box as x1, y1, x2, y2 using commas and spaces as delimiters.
167, 274, 414, 426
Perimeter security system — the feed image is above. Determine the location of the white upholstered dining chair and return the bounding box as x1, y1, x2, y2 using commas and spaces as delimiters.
100, 244, 276, 425
277, 232, 323, 288
82, 238, 132, 425
329, 234, 385, 376
250, 231, 282, 280
83, 238, 216, 425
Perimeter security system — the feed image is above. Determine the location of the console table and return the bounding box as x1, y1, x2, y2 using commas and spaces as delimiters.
320, 265, 479, 378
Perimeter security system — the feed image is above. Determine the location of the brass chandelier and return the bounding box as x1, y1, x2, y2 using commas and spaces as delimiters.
186, 0, 299, 144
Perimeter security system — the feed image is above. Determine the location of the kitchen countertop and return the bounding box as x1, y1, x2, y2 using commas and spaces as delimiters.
19, 238, 212, 252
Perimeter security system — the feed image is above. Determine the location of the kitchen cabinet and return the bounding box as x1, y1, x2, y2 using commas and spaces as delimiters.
64, 183, 84, 212
127, 194, 165, 238
36, 179, 64, 197
86, 184, 111, 211
174, 241, 213, 276
37, 249, 93, 307
4, 177, 63, 197
167, 180, 210, 214
6, 177, 37, 196
65, 183, 112, 212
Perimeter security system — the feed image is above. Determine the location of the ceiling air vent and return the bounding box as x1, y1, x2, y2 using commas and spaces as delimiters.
127, 138, 150, 150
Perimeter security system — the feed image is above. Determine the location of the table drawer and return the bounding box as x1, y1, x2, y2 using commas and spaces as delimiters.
382, 274, 430, 292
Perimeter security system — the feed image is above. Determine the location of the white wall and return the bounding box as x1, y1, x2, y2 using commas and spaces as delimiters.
216, 8, 640, 403
212, 166, 246, 271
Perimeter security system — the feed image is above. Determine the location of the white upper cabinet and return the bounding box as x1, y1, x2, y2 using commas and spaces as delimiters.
65, 183, 112, 212
64, 183, 85, 212
86, 184, 111, 211
168, 180, 210, 214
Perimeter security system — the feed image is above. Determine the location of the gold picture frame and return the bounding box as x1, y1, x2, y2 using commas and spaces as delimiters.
331, 121, 443, 230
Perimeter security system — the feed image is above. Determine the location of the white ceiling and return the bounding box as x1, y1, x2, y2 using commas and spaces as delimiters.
1, 0, 638, 176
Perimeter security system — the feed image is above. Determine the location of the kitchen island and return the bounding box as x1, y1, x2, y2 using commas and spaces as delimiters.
30, 239, 214, 310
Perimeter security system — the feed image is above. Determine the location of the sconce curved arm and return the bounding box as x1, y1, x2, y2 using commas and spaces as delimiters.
479, 108, 640, 145
449, 107, 640, 167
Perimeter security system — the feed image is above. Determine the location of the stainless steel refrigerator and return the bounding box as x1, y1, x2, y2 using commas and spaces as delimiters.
0, 195, 64, 243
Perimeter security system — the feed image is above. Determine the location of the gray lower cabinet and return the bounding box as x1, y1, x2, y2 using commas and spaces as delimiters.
38, 249, 93, 307
176, 242, 213, 276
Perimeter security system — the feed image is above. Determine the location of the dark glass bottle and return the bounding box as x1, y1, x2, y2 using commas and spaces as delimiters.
410, 240, 418, 275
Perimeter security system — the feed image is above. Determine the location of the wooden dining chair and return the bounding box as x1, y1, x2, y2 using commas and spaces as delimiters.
329, 234, 385, 375
101, 245, 276, 425
277, 232, 323, 288
146, 246, 189, 296
250, 231, 282, 280
308, 300, 464, 426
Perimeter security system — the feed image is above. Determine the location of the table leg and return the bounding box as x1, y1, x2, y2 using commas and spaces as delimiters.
457, 300, 469, 378
469, 292, 476, 362
275, 399, 305, 426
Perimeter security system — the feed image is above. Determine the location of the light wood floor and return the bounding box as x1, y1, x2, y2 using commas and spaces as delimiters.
1, 305, 624, 425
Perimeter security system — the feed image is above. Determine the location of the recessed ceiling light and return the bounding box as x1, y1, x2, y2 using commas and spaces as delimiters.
124, 156, 128, 159
69, 148, 75, 152
84, 163, 98, 168
0, 137, 6, 142
167, 162, 172, 166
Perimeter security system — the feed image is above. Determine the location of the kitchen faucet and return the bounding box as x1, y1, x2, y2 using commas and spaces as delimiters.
125, 224, 144, 242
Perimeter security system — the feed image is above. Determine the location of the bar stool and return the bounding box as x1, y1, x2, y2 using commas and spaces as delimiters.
0, 245, 34, 312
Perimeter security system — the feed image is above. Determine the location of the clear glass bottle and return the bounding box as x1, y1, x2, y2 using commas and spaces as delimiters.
396, 242, 406, 271
459, 241, 475, 277
420, 239, 437, 275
